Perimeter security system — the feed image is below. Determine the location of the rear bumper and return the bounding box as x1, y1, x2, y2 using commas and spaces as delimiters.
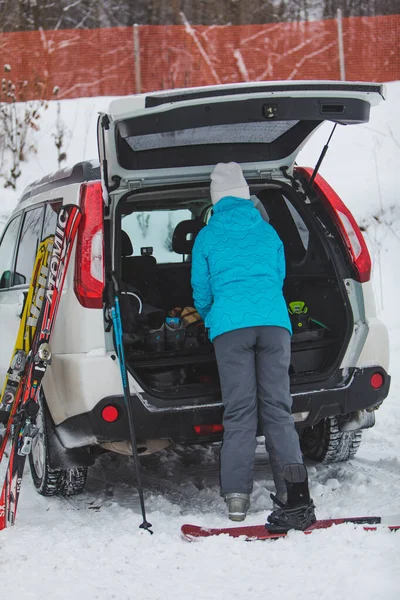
55, 366, 390, 449
291, 365, 390, 426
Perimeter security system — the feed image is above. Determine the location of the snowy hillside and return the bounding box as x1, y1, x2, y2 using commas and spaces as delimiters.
0, 83, 399, 599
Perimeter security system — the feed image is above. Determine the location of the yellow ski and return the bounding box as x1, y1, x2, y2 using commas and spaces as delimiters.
0, 235, 54, 425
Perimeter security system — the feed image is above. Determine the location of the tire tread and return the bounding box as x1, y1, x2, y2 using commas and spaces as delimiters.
29, 394, 87, 497
300, 416, 363, 463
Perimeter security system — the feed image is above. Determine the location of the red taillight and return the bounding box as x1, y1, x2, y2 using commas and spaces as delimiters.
101, 405, 119, 422
193, 424, 224, 435
74, 182, 104, 308
296, 167, 371, 283
370, 372, 384, 389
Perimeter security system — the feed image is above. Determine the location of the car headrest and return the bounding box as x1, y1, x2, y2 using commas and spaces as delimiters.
172, 219, 205, 255
121, 230, 133, 257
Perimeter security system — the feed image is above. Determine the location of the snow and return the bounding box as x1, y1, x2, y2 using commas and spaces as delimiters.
0, 83, 400, 599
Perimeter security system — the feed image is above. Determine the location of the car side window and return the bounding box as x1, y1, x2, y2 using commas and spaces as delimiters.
14, 206, 45, 287
0, 216, 22, 289
42, 201, 62, 240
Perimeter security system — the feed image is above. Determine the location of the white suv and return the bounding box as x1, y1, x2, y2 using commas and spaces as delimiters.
0, 81, 390, 496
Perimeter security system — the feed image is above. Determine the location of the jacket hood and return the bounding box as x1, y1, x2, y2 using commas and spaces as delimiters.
210, 196, 261, 231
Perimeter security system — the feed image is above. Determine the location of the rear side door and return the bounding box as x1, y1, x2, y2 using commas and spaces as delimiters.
0, 205, 45, 386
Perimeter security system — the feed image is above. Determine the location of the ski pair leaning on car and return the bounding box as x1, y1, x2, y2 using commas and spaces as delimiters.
0, 205, 82, 530
191, 162, 316, 533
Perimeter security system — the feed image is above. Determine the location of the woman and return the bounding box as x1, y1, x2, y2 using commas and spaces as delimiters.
191, 162, 315, 531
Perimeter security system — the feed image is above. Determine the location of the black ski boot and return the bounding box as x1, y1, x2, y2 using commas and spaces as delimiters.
266, 464, 316, 533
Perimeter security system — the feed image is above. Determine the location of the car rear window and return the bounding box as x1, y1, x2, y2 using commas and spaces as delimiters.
283, 197, 309, 252
125, 121, 298, 152
257, 190, 309, 264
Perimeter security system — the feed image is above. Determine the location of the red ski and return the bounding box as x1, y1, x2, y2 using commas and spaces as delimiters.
182, 516, 400, 541
0, 204, 81, 531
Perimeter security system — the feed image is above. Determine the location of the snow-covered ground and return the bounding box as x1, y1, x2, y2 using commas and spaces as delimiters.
0, 83, 399, 599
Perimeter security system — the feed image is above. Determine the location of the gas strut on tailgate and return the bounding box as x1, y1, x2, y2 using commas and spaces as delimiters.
305, 124, 337, 194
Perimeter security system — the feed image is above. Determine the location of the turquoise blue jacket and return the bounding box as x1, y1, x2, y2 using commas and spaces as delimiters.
191, 196, 292, 341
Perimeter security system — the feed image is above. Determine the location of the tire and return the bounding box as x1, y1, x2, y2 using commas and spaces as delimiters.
29, 394, 87, 497
300, 416, 362, 464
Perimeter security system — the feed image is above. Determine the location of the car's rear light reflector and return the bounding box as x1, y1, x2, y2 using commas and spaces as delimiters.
293, 411, 310, 423
193, 424, 224, 435
370, 372, 384, 389
296, 167, 371, 283
101, 405, 119, 422
336, 211, 362, 259
74, 182, 104, 308
90, 229, 104, 281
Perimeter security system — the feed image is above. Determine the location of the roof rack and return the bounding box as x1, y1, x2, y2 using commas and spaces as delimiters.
18, 160, 101, 204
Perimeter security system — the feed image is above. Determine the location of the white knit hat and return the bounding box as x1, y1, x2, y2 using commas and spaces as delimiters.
210, 162, 250, 205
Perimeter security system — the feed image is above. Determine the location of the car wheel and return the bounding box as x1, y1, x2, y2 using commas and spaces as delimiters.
29, 394, 87, 497
300, 416, 362, 463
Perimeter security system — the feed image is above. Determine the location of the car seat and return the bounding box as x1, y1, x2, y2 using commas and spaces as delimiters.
171, 219, 205, 257
157, 219, 205, 309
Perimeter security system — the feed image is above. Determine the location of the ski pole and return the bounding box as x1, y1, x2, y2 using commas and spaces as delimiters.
110, 275, 153, 534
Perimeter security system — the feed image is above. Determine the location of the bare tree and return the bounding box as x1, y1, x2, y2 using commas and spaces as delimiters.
137, 213, 151, 238
0, 64, 53, 189
0, 0, 397, 32
322, 0, 399, 19
52, 95, 69, 168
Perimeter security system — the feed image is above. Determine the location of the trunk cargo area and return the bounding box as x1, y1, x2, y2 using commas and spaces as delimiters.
114, 179, 351, 400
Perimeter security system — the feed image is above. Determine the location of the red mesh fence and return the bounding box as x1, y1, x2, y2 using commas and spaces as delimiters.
0, 15, 398, 100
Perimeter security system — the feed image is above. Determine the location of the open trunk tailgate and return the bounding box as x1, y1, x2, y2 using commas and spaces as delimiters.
98, 80, 385, 191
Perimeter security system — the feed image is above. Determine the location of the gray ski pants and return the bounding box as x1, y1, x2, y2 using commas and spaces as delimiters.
213, 326, 303, 499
